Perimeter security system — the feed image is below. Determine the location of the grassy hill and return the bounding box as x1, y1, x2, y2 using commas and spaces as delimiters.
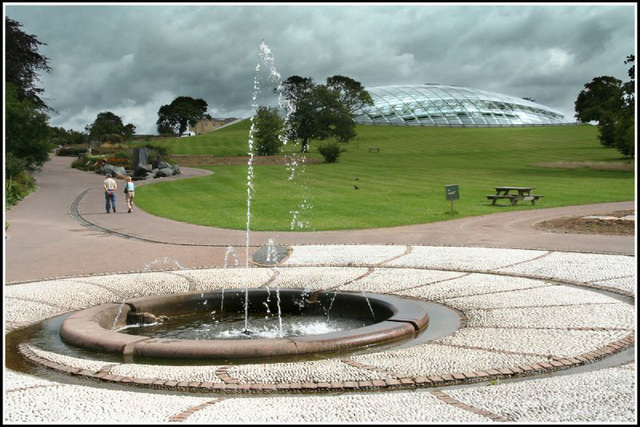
134, 122, 635, 231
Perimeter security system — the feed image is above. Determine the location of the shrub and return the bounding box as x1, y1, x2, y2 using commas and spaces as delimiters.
5, 169, 36, 208
317, 141, 343, 163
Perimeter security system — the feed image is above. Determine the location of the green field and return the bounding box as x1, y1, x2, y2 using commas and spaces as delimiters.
134, 122, 635, 231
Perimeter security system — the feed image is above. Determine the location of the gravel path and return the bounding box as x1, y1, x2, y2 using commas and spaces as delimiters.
3, 155, 636, 424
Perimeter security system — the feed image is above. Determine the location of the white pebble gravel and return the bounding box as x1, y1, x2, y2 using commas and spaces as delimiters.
4, 380, 212, 424
272, 266, 370, 290
228, 358, 394, 384
109, 363, 225, 383
80, 272, 192, 299
590, 275, 636, 294
435, 327, 630, 358
283, 244, 407, 265
5, 278, 120, 310
186, 391, 490, 423
447, 365, 637, 423
496, 252, 636, 284
175, 267, 274, 291
352, 343, 544, 377
27, 345, 108, 374
339, 268, 466, 294
443, 283, 620, 309
465, 302, 635, 329
387, 246, 547, 270
399, 273, 549, 301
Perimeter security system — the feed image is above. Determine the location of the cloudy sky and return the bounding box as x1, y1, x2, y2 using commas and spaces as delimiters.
5, 3, 637, 134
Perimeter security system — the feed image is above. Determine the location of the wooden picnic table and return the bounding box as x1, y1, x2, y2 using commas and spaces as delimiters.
487, 186, 544, 206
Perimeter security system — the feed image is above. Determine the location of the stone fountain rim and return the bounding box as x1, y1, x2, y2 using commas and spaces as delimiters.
59, 288, 430, 361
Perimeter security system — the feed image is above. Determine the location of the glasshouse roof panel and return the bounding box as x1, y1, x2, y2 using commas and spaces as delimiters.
355, 85, 571, 127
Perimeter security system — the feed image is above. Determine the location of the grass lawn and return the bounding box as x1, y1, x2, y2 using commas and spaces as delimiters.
134, 122, 635, 231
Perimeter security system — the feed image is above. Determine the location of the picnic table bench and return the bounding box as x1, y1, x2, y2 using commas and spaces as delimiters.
487, 186, 544, 206
368, 147, 380, 153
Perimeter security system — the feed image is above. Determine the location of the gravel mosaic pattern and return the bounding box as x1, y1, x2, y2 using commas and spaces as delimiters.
186, 392, 491, 423
172, 268, 274, 291
351, 343, 545, 377
4, 245, 636, 423
271, 266, 370, 290
283, 244, 407, 266
496, 252, 637, 284
591, 275, 637, 295
464, 303, 635, 329
4, 371, 212, 424
447, 365, 637, 423
397, 273, 551, 301
386, 246, 547, 270
443, 283, 620, 309
227, 358, 395, 384
435, 328, 631, 359
339, 268, 467, 294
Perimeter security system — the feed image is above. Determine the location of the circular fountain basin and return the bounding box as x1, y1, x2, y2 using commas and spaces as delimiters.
59, 289, 429, 361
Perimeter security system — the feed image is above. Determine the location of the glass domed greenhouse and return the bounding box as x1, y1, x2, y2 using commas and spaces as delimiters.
354, 84, 571, 127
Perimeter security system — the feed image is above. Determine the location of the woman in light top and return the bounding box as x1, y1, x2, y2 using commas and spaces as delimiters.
124, 176, 135, 213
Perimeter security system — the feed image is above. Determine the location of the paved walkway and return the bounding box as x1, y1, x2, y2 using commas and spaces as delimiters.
4, 155, 637, 423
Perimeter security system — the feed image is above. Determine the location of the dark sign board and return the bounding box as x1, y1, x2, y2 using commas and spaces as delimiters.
445, 184, 459, 201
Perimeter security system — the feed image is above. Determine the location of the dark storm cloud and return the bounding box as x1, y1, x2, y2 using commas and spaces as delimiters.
5, 3, 636, 133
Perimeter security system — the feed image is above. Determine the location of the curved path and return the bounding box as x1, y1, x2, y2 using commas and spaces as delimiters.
5, 155, 635, 284
4, 155, 637, 423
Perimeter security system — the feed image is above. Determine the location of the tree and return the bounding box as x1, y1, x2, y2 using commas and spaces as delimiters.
50, 126, 89, 146
253, 106, 284, 156
574, 76, 624, 124
574, 56, 635, 158
156, 96, 208, 135
5, 17, 52, 111
5, 82, 53, 170
85, 111, 136, 143
279, 75, 372, 151
325, 75, 373, 115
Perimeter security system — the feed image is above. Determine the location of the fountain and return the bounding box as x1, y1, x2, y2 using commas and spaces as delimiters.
59, 288, 430, 361
56, 41, 431, 364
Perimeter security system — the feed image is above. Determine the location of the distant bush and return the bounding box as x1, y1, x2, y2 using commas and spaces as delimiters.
317, 141, 343, 163
57, 145, 89, 156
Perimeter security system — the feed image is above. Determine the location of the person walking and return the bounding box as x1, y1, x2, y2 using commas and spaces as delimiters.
123, 176, 135, 213
103, 173, 117, 213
